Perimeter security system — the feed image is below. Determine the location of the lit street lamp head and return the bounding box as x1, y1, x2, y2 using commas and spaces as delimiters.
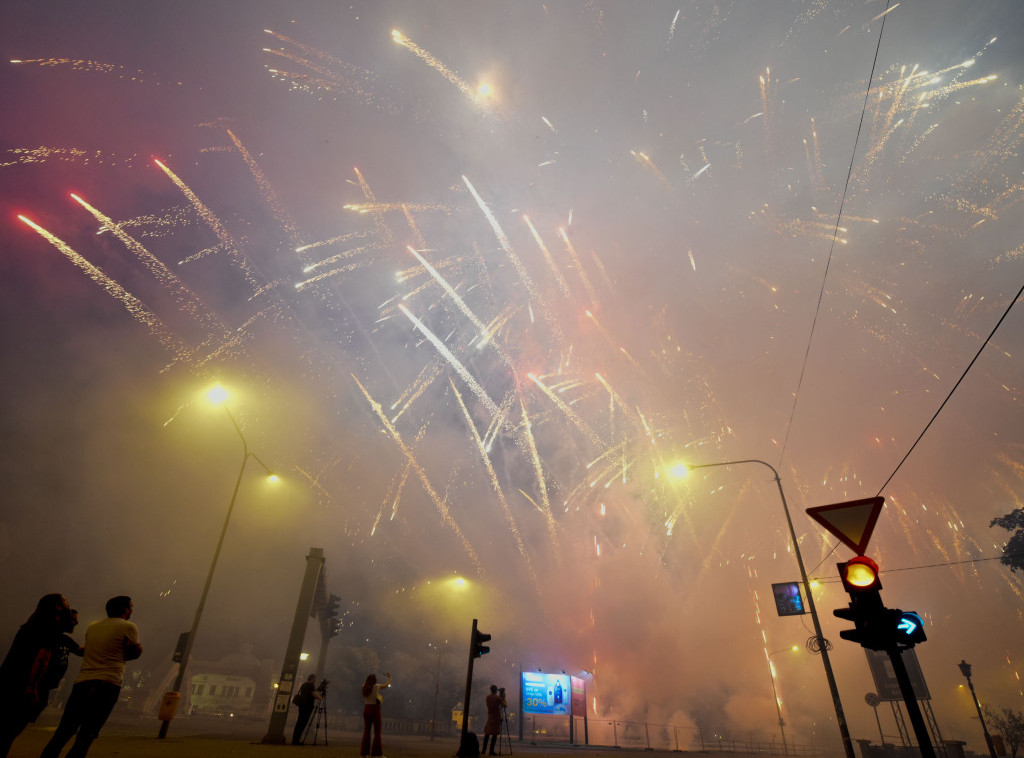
207, 384, 229, 405
668, 461, 689, 480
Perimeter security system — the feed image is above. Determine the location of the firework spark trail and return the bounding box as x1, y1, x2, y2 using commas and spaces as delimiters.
391, 29, 477, 104
391, 361, 443, 423
225, 128, 303, 250
398, 303, 500, 417
462, 175, 563, 341
1, 146, 138, 169
593, 373, 649, 437
559, 227, 599, 307
518, 399, 560, 554
347, 202, 454, 215
630, 150, 672, 193
304, 244, 374, 275
401, 205, 428, 250
153, 159, 263, 293
523, 215, 571, 296
19, 215, 192, 364
667, 9, 681, 47
353, 168, 394, 248
296, 232, 368, 254
449, 379, 539, 589
70, 193, 227, 338
353, 374, 486, 577
405, 246, 513, 360
295, 257, 377, 289
759, 67, 774, 143
263, 29, 392, 111
527, 373, 605, 448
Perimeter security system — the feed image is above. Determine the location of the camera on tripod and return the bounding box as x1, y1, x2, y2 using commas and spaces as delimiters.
317, 679, 329, 696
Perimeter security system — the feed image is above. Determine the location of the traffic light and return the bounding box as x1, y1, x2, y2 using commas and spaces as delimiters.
894, 611, 927, 647
323, 593, 340, 619
834, 557, 927, 651
472, 626, 492, 657
834, 557, 887, 650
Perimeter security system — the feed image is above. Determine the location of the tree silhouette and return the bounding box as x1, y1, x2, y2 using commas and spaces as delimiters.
990, 509, 1024, 573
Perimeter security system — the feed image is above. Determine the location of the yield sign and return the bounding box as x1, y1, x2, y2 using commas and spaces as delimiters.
806, 496, 884, 555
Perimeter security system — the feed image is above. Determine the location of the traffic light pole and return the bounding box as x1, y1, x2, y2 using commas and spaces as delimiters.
887, 649, 935, 758
688, 460, 855, 758
458, 619, 481, 757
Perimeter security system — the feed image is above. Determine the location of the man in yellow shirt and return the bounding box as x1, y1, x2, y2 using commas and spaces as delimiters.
40, 596, 142, 758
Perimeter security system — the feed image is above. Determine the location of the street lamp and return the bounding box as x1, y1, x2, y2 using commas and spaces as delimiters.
959, 660, 998, 758
158, 387, 277, 739
675, 458, 855, 758
765, 646, 799, 755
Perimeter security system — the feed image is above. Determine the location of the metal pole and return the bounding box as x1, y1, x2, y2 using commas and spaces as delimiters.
888, 649, 935, 758
960, 661, 997, 758
459, 620, 479, 756
430, 647, 441, 740
262, 548, 325, 744
159, 408, 251, 739
688, 460, 855, 758
767, 655, 788, 755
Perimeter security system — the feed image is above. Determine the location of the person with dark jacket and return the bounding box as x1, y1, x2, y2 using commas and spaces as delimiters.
291, 674, 321, 745
0, 594, 76, 757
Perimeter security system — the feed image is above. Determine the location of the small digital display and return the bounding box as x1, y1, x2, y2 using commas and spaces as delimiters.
772, 582, 806, 616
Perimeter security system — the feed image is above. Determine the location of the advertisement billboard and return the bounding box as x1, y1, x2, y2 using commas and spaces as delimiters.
570, 676, 586, 716
521, 671, 571, 715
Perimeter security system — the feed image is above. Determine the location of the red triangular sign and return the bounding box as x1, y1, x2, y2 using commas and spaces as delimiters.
806, 496, 885, 555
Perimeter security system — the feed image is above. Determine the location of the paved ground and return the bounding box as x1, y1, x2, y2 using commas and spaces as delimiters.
8, 708, 778, 758
8, 720, 742, 758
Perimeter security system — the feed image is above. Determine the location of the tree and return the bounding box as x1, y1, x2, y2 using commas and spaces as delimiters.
985, 705, 1024, 758
990, 509, 1024, 572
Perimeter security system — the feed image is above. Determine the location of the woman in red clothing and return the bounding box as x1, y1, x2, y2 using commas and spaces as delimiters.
359, 671, 391, 757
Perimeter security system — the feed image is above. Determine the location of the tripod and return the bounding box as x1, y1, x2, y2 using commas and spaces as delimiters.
302, 693, 329, 746
498, 705, 513, 756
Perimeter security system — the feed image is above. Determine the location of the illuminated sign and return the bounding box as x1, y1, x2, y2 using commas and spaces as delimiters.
771, 582, 806, 617
521, 671, 571, 715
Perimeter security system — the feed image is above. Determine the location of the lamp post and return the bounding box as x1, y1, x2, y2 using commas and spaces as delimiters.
679, 459, 855, 758
959, 660, 998, 758
766, 646, 799, 755
158, 390, 277, 739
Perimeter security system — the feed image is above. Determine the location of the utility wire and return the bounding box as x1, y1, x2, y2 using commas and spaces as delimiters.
777, 0, 892, 469
875, 278, 1024, 495
814, 551, 1022, 583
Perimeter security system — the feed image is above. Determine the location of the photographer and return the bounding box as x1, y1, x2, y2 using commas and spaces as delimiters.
290, 674, 322, 746
481, 685, 507, 756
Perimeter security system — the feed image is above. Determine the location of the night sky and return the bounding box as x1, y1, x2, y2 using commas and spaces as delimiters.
2, 0, 1023, 750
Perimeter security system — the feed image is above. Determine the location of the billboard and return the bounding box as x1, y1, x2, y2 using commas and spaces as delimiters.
521, 671, 571, 715
570, 676, 586, 716
865, 648, 930, 701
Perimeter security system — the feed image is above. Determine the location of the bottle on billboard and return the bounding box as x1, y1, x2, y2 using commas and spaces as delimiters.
554, 680, 563, 704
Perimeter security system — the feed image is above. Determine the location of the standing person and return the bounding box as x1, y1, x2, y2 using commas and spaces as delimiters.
359, 671, 391, 757
30, 609, 84, 723
0, 594, 74, 757
40, 596, 142, 758
290, 674, 321, 745
481, 685, 507, 756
